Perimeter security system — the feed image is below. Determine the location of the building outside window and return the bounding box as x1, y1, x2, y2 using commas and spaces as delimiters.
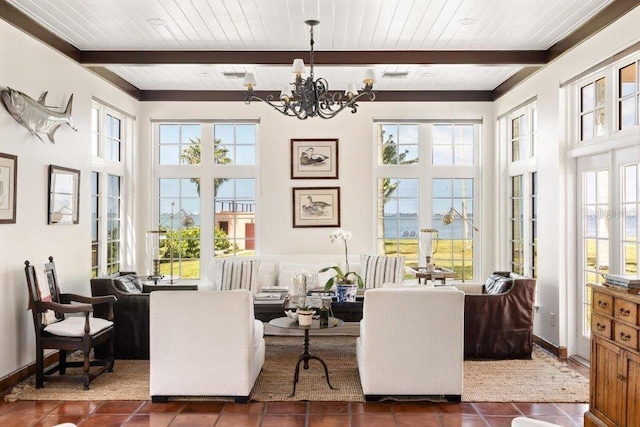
375, 121, 480, 281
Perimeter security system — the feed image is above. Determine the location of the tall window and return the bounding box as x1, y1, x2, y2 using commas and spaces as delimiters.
91, 172, 99, 277
375, 121, 480, 281
158, 178, 200, 278
107, 175, 121, 274
154, 121, 258, 279
510, 176, 524, 274
619, 62, 639, 130
377, 178, 419, 267
531, 172, 538, 278
581, 169, 610, 336
622, 164, 638, 274
503, 101, 537, 277
580, 77, 606, 141
432, 178, 476, 280
91, 101, 130, 276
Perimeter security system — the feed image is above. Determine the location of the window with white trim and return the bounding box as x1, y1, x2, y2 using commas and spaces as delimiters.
153, 121, 258, 280
502, 101, 537, 278
374, 121, 480, 281
91, 101, 131, 276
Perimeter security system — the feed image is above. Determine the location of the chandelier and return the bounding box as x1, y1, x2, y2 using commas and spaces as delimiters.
242, 18, 376, 120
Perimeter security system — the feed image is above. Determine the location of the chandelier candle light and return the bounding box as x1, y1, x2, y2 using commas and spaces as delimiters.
242, 3, 376, 120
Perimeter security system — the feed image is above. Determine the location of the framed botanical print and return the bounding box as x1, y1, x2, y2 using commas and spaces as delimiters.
291, 138, 338, 179
0, 153, 17, 224
292, 187, 340, 228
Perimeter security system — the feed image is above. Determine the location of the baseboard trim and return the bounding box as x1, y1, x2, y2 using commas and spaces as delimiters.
534, 335, 568, 360
0, 352, 59, 395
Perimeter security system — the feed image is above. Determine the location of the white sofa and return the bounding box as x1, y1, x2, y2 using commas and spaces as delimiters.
356, 287, 465, 400
150, 289, 265, 402
203, 254, 411, 292
203, 254, 363, 291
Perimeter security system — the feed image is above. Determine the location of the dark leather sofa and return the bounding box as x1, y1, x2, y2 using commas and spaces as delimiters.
462, 271, 536, 360
91, 272, 151, 359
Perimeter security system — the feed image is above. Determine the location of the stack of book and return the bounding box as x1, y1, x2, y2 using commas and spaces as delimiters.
604, 274, 640, 288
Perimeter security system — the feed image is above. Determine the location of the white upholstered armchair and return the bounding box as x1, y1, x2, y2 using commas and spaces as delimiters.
150, 289, 265, 403
356, 287, 465, 401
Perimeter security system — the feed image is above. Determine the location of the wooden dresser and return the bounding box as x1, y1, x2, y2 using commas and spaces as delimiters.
585, 284, 640, 427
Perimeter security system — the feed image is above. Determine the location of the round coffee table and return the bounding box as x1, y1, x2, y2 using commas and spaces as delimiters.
269, 316, 344, 397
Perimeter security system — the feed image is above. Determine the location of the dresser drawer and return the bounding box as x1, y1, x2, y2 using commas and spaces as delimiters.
593, 292, 613, 316
614, 323, 639, 350
591, 314, 612, 339
614, 298, 638, 325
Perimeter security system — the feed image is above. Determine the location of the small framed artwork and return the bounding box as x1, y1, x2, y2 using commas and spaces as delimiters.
48, 165, 80, 225
0, 153, 17, 224
292, 187, 340, 228
291, 138, 338, 179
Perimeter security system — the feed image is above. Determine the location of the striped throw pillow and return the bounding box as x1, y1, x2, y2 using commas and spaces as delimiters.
360, 254, 405, 289
216, 259, 260, 293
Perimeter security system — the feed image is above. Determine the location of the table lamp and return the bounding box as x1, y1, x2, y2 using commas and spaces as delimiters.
419, 228, 439, 272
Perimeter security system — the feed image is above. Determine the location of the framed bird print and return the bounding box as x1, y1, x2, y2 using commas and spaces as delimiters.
292, 187, 340, 228
290, 138, 338, 179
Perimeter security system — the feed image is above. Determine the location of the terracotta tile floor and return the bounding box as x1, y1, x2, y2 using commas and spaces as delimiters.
0, 359, 589, 426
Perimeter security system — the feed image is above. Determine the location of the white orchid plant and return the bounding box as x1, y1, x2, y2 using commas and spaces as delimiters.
319, 228, 364, 291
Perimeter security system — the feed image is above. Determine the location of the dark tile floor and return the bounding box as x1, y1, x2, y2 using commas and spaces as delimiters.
0, 359, 589, 427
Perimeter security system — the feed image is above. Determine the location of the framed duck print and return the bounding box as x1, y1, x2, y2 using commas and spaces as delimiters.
291, 138, 338, 179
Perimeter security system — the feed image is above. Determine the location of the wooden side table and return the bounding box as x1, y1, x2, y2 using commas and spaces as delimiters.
414, 267, 458, 285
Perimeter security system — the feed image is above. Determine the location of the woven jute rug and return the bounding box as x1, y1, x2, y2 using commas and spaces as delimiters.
5, 336, 588, 403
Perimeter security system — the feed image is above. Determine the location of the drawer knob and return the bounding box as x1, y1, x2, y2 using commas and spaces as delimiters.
619, 307, 631, 316
619, 332, 632, 342
595, 323, 606, 331
597, 300, 608, 308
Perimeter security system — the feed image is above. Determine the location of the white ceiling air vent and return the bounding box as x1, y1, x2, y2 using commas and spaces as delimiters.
222, 72, 247, 78
382, 71, 410, 79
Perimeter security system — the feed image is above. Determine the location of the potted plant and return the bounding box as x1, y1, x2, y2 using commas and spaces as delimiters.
295, 302, 315, 326
319, 228, 364, 302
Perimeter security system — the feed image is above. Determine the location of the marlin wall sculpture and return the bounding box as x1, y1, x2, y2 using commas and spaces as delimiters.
1, 87, 77, 143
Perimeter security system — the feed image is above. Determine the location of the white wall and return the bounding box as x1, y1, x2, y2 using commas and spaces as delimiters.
493, 6, 640, 351
138, 101, 496, 282
0, 20, 138, 379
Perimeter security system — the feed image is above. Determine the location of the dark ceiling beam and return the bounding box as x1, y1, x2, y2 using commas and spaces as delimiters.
86, 66, 142, 99
139, 90, 493, 102
491, 67, 541, 100
0, 0, 80, 62
547, 0, 640, 62
80, 50, 547, 66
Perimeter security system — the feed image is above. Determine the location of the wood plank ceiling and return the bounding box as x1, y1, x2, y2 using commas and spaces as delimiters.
1, 0, 637, 101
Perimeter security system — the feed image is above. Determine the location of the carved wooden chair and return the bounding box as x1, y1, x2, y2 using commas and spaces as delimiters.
24, 256, 116, 390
